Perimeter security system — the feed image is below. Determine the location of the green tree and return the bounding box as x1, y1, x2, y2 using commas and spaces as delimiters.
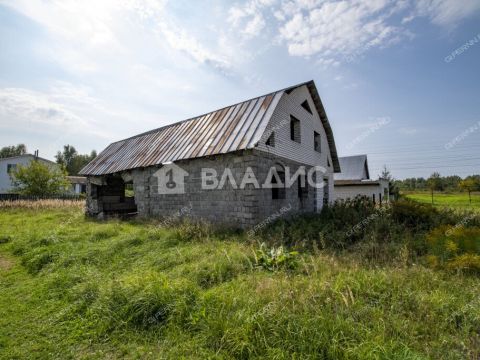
459, 178, 480, 204
427, 172, 444, 204
0, 144, 27, 158
55, 145, 97, 175
10, 160, 70, 196
379, 165, 398, 198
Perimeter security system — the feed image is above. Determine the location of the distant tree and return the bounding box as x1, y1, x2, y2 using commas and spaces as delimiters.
10, 160, 70, 196
427, 172, 444, 204
0, 144, 27, 158
443, 175, 462, 191
379, 165, 398, 198
459, 178, 480, 204
55, 145, 97, 175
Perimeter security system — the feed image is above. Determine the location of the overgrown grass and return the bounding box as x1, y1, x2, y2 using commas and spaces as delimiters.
0, 201, 480, 359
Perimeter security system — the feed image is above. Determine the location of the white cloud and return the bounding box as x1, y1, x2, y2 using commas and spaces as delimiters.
414, 0, 480, 26
227, 0, 480, 65
0, 86, 115, 141
0, 88, 87, 130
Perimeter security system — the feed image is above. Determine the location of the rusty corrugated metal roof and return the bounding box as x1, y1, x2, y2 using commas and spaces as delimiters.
80, 81, 340, 175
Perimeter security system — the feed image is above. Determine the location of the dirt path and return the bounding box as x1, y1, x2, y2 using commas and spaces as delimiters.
0, 255, 13, 271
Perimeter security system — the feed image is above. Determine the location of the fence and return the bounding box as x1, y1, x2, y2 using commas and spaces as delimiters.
0, 193, 84, 201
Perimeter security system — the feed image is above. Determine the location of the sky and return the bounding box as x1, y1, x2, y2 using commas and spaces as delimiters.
0, 0, 479, 180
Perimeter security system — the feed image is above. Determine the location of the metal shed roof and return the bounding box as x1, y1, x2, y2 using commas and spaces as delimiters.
80, 80, 340, 176
334, 155, 370, 181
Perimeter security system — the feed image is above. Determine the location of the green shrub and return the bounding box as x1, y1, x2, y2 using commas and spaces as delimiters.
260, 197, 390, 250
254, 243, 299, 271
426, 226, 480, 273
391, 199, 438, 229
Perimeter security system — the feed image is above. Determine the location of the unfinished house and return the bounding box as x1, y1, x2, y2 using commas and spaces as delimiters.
80, 81, 341, 228
334, 155, 390, 204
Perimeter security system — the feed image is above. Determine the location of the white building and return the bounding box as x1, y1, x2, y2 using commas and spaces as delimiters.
67, 176, 87, 194
334, 155, 389, 204
0, 154, 57, 194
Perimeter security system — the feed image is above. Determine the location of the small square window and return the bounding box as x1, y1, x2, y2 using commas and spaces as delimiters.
314, 132, 321, 152
290, 116, 301, 143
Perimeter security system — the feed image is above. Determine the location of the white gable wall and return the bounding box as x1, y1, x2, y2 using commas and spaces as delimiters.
334, 181, 390, 204
255, 85, 335, 206
0, 155, 57, 193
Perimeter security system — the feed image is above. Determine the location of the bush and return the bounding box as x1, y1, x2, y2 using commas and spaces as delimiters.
259, 197, 390, 250
426, 226, 480, 273
390, 199, 438, 229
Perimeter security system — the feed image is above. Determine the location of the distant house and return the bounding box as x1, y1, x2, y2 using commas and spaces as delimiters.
0, 154, 57, 194
334, 155, 389, 204
80, 81, 342, 227
67, 176, 87, 194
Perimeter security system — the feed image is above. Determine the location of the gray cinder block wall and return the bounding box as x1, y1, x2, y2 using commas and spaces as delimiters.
86, 149, 320, 228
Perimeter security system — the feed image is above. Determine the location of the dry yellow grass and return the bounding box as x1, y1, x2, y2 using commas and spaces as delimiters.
0, 199, 85, 210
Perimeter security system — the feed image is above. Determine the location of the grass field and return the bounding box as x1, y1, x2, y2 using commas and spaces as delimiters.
0, 204, 480, 359
404, 192, 480, 210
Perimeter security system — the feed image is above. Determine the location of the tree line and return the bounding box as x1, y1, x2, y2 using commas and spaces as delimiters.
395, 172, 480, 203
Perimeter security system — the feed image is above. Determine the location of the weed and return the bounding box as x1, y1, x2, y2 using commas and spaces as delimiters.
254, 243, 299, 271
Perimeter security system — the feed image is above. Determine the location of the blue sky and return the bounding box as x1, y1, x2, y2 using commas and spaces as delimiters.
0, 0, 479, 179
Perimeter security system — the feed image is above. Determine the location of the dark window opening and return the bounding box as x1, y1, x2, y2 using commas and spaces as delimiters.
271, 165, 286, 200
373, 194, 376, 203
80, 184, 87, 194
323, 177, 329, 205
379, 193, 382, 203
266, 132, 275, 147
301, 100, 312, 114
298, 174, 308, 199
7, 164, 16, 174
97, 175, 137, 217
125, 182, 135, 198
314, 131, 321, 152
290, 116, 301, 143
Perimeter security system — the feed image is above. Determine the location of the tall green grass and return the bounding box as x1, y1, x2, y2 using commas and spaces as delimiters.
0, 201, 479, 359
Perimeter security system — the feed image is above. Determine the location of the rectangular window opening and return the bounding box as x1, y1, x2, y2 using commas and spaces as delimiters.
314, 131, 321, 152
290, 116, 301, 143
272, 170, 286, 200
